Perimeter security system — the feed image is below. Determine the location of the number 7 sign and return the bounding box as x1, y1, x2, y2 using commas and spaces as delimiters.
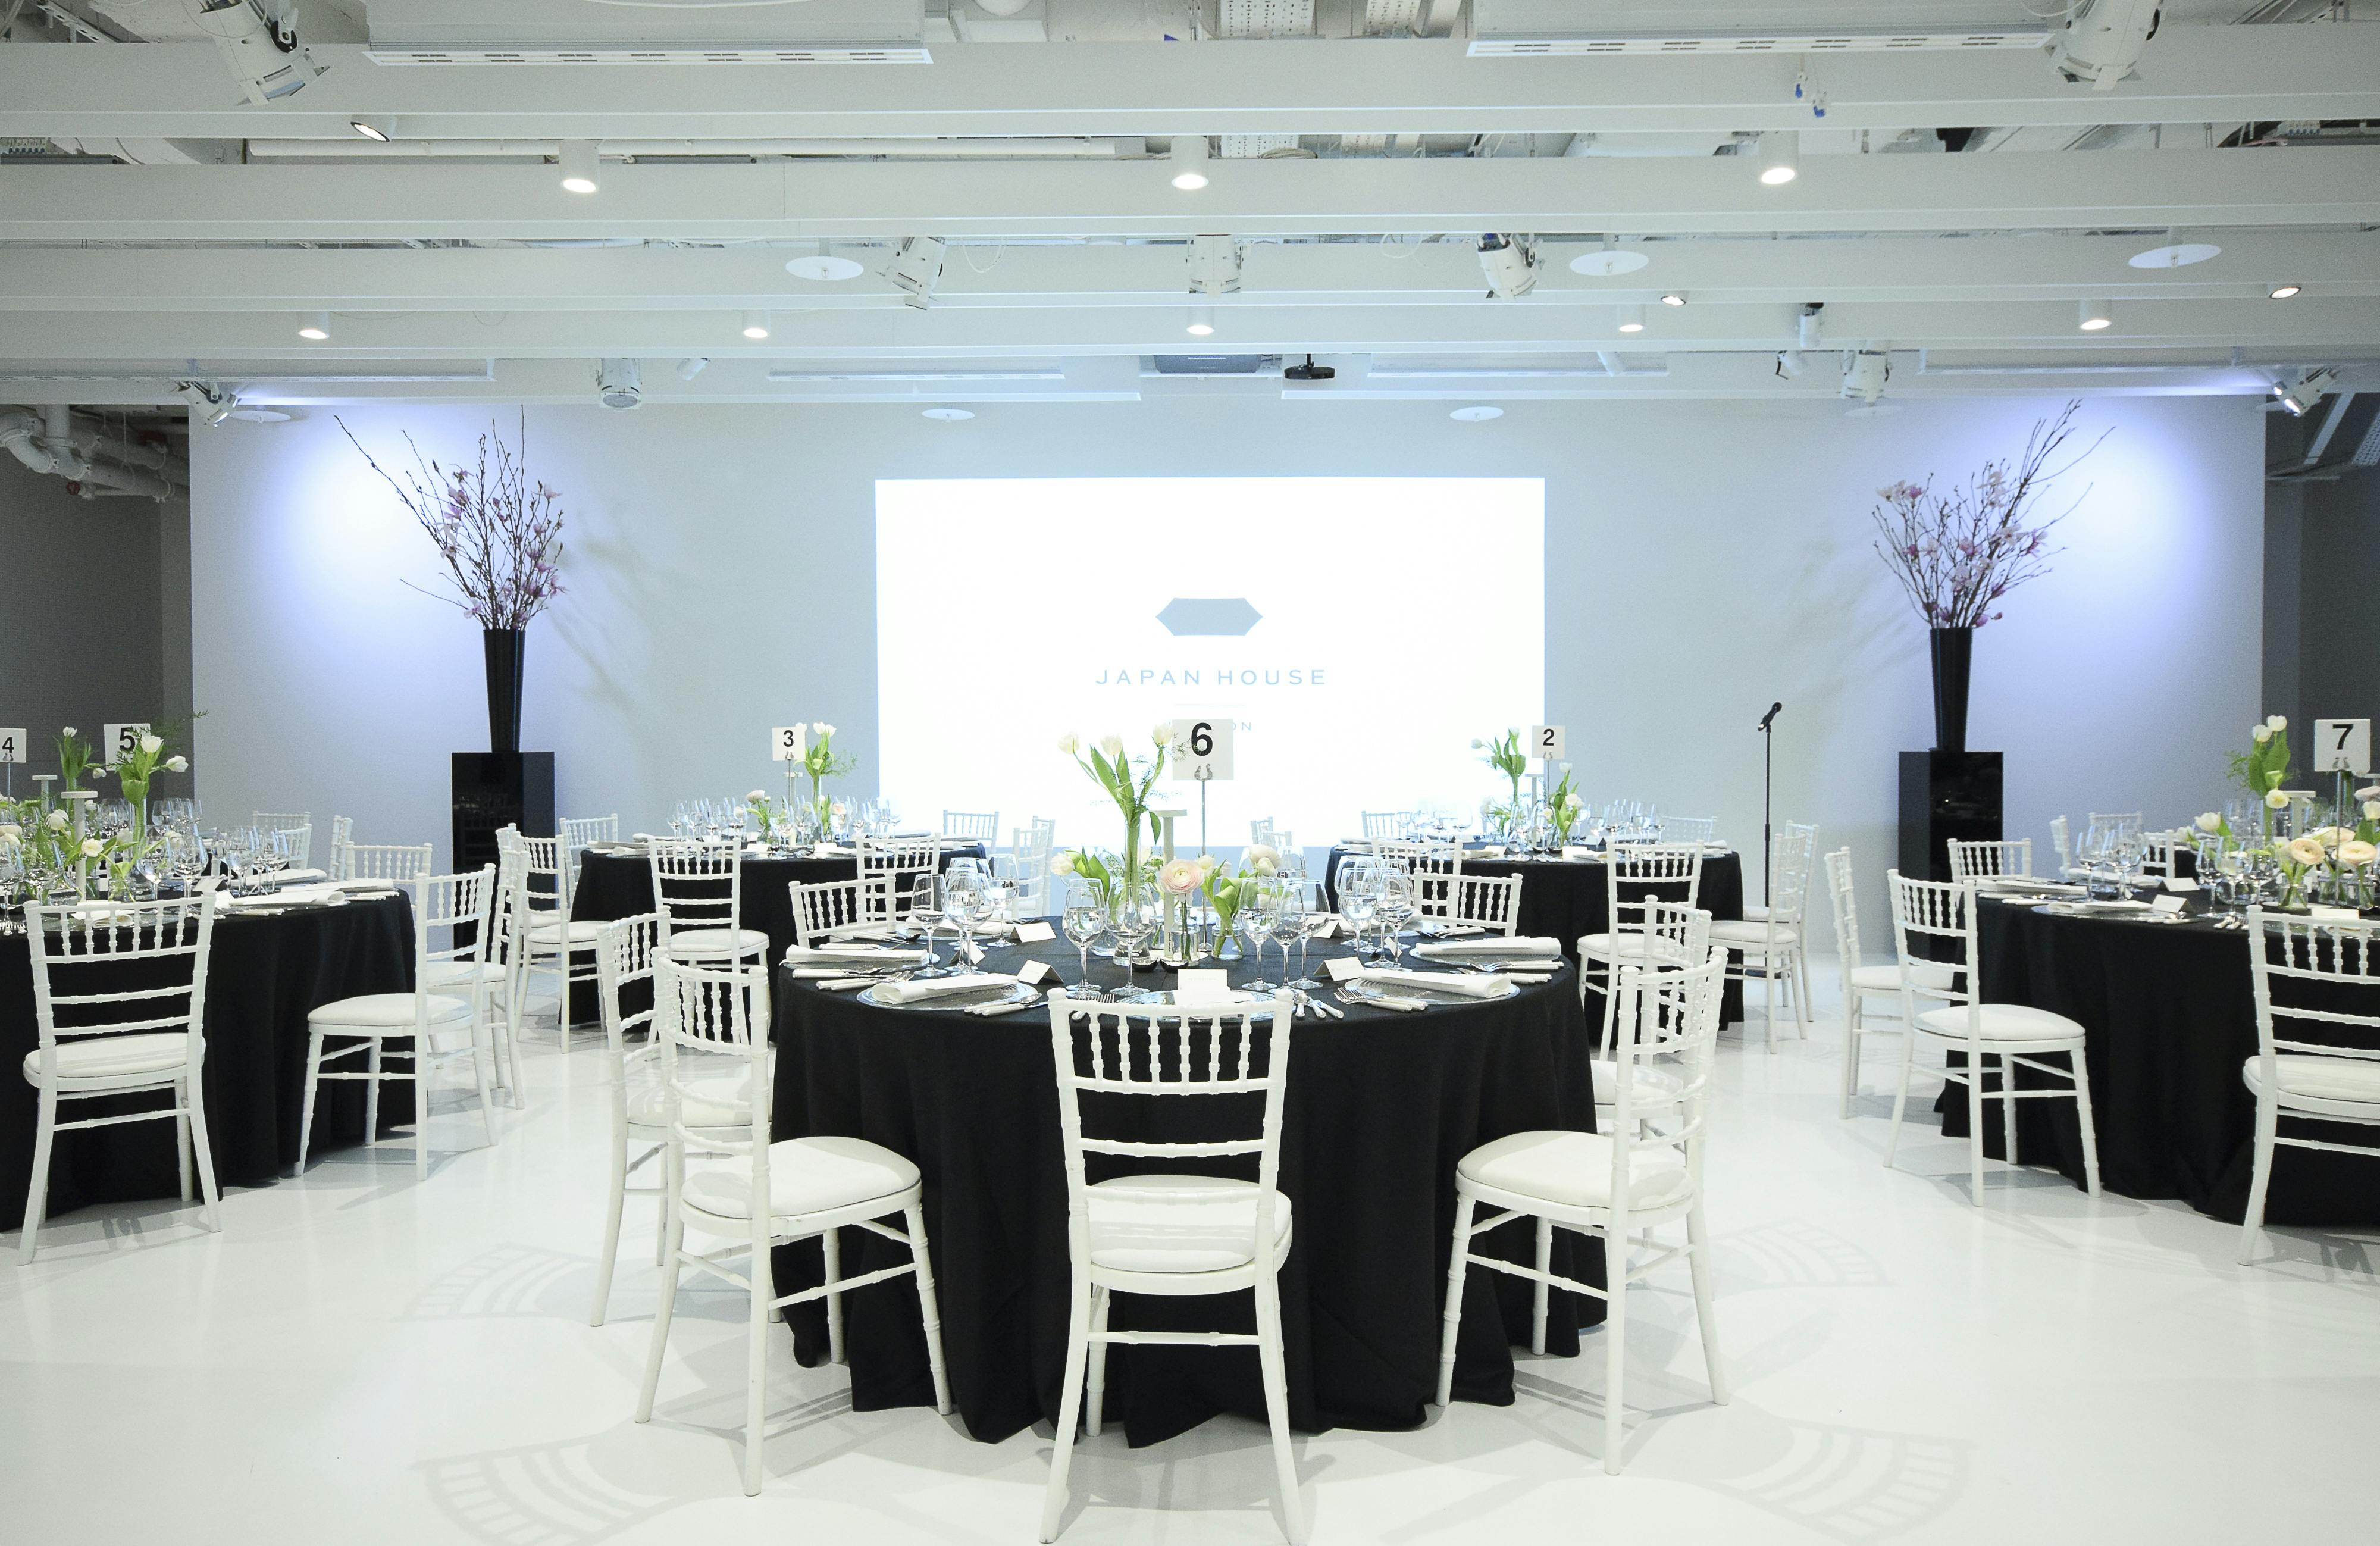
2315, 719, 2370, 775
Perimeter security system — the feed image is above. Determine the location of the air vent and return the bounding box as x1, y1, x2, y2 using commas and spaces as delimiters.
365, 46, 931, 65
1469, 30, 2045, 56
1148, 355, 1281, 377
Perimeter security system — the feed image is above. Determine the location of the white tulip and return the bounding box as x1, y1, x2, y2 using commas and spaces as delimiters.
139, 734, 162, 756
2265, 788, 2291, 810
1152, 722, 1172, 749
2194, 812, 2221, 833
747, 789, 767, 803
61, 726, 75, 737
0, 824, 19, 846
1048, 851, 1076, 877
1098, 734, 1124, 761
80, 838, 104, 858
164, 756, 187, 772
2251, 725, 2271, 744
2267, 714, 2288, 732
2365, 801, 2380, 822
1057, 731, 1079, 756
814, 722, 836, 737
45, 810, 68, 831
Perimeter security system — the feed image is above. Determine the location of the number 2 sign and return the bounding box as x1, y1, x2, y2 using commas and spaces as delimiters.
1169, 718, 1235, 781
1529, 724, 1566, 762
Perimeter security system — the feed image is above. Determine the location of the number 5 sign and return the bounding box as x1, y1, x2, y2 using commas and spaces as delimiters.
1529, 724, 1566, 762
101, 722, 151, 765
2315, 718, 2371, 775
1169, 718, 1235, 781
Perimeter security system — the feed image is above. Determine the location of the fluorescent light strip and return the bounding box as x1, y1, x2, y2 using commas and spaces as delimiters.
1369, 366, 1621, 378
1470, 30, 2045, 55
766, 368, 1067, 382
365, 47, 933, 65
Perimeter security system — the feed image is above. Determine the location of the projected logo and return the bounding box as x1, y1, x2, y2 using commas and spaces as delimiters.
1156, 597, 1263, 637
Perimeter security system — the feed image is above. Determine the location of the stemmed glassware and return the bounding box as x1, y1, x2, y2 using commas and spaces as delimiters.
935, 865, 989, 975
1238, 880, 1282, 992
1269, 877, 1311, 990
1374, 868, 1417, 967
1062, 878, 1107, 999
1338, 856, 1382, 962
1107, 878, 1163, 1001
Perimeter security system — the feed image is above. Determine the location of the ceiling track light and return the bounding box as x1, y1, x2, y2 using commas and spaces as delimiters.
1797, 302, 1825, 350
1169, 136, 1211, 190
558, 140, 600, 195
2269, 283, 2303, 300
675, 357, 710, 381
1660, 292, 1687, 308
596, 357, 641, 410
1188, 234, 1242, 296
887, 236, 947, 310
1478, 233, 1540, 299
2078, 298, 2114, 332
1774, 350, 1807, 380
1757, 130, 1800, 186
349, 117, 392, 143
1616, 303, 1646, 334
296, 310, 330, 342
740, 309, 771, 341
1186, 305, 1216, 337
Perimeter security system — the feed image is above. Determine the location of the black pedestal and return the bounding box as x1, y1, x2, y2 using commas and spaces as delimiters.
1898, 751, 2002, 883
452, 752, 555, 873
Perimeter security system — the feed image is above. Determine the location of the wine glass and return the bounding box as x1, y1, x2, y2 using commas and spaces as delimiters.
1107, 878, 1163, 1000
1272, 878, 1315, 990
1375, 867, 1417, 968
1338, 855, 1382, 962
1062, 878, 1106, 999
939, 868, 988, 974
1238, 880, 1281, 992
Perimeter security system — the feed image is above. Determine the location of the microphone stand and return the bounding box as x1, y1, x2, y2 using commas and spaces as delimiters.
1756, 702, 1783, 906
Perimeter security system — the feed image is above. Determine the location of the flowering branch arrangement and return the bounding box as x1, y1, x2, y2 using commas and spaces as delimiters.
1869, 400, 2103, 630
1474, 729, 1527, 812
339, 411, 566, 630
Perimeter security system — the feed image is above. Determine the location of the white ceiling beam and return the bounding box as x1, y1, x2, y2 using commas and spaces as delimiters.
0, 232, 2366, 311
0, 30, 2375, 139
5, 296, 2369, 359
1, 149, 2372, 242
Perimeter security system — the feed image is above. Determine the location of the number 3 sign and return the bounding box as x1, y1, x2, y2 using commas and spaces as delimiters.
770, 725, 807, 762
1169, 718, 1235, 781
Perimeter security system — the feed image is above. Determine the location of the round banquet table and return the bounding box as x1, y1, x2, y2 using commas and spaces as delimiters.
1934, 896, 2380, 1227
0, 892, 415, 1232
1323, 843, 1748, 1023
766, 930, 1606, 1447
569, 843, 989, 963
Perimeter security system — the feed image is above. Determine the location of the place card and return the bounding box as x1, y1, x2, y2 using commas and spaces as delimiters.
1323, 956, 1366, 983
962, 940, 985, 965
2150, 895, 2188, 915
1013, 921, 1056, 943
2162, 877, 2200, 893
1015, 960, 1053, 987
1176, 968, 1231, 1004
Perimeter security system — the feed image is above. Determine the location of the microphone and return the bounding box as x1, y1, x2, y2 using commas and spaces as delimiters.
1758, 701, 1783, 731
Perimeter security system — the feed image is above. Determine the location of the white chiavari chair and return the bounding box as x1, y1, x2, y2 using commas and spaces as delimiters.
252, 810, 312, 869
1884, 871, 2100, 1204
2238, 909, 2380, 1266
1408, 843, 1464, 919
1590, 901, 1708, 1126
560, 813, 621, 897
1660, 815, 1717, 844
327, 815, 354, 879
1003, 824, 1054, 915
635, 953, 949, 1496
18, 893, 223, 1263
647, 837, 769, 964
1039, 995, 1301, 1543
942, 809, 1000, 845
512, 830, 603, 1040
1579, 844, 1707, 1048
1250, 818, 1279, 848
341, 841, 434, 885
1436, 947, 1728, 1475
1827, 848, 1954, 1119
1711, 827, 1817, 1050
790, 878, 881, 946
1447, 872, 1523, 935
1360, 810, 1411, 842
2050, 815, 2075, 877
2090, 810, 2143, 828
860, 835, 941, 925
1947, 838, 2034, 881
298, 867, 502, 1178
2141, 830, 2182, 880
1740, 820, 1817, 922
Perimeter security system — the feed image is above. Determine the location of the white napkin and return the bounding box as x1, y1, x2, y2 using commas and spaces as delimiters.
1991, 880, 2087, 897
1354, 968, 1514, 1000
271, 868, 327, 885
812, 843, 855, 858
784, 943, 929, 965
869, 972, 1013, 1005
1413, 935, 1564, 961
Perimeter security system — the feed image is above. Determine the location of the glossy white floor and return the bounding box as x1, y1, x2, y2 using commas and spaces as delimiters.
5, 967, 2376, 1545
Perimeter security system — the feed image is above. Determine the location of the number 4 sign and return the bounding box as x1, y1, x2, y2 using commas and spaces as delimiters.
1529, 724, 1566, 762
770, 725, 807, 762
2315, 718, 2371, 775
1169, 718, 1235, 781
0, 730, 24, 765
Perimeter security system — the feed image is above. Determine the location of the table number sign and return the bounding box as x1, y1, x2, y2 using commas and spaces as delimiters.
1168, 717, 1235, 781
1529, 724, 1566, 762
2313, 718, 2370, 775
770, 725, 807, 762
100, 722, 150, 765
0, 729, 23, 765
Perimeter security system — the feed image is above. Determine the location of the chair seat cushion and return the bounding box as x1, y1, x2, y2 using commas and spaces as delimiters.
661, 927, 771, 959
422, 960, 505, 990
2243, 1053, 2380, 1106
529, 918, 603, 946
1915, 1002, 2086, 1043
1578, 932, 1659, 958
1849, 961, 1962, 996
681, 1135, 919, 1221
23, 1031, 199, 1084
1458, 1129, 1693, 1213
1085, 1174, 1295, 1275
1709, 918, 1797, 946
308, 991, 475, 1030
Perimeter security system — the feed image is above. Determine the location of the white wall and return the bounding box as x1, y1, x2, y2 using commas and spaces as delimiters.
189, 393, 2265, 940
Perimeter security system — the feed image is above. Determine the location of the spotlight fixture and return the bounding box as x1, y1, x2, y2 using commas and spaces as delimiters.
1797, 302, 1825, 350
1186, 306, 1216, 337
1282, 355, 1336, 382
297, 311, 330, 341
1477, 234, 1540, 300
1840, 349, 1890, 405
1449, 406, 1504, 422
1660, 292, 1687, 308
596, 358, 642, 411
1757, 131, 1800, 186
1570, 235, 1649, 277
1169, 136, 1211, 190
350, 117, 392, 143
2269, 283, 2303, 300
676, 357, 710, 381
785, 244, 865, 283
2078, 298, 2114, 332
189, 0, 319, 105
2050, 0, 2163, 90
2275, 370, 2334, 418
887, 236, 947, 310
1188, 234, 1242, 296
205, 395, 239, 428
559, 140, 600, 195
922, 407, 974, 421
740, 310, 771, 341
1617, 304, 1646, 334
1774, 350, 1807, 380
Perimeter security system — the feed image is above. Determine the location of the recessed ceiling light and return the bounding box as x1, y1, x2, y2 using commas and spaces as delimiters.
349, 118, 391, 143
785, 252, 865, 282
1186, 305, 1216, 337
1569, 248, 1649, 277
1450, 405, 1504, 422
740, 309, 771, 341
558, 140, 600, 195
297, 310, 330, 341
1758, 131, 1799, 186
1617, 304, 1646, 334
2269, 283, 2303, 299
922, 407, 973, 421
2128, 240, 2222, 269
1169, 136, 1211, 191
1660, 292, 1687, 307
2078, 298, 2114, 332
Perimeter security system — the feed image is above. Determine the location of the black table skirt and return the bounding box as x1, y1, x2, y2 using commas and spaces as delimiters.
1936, 899, 2380, 1227
1323, 846, 1748, 1024
768, 932, 1604, 1447
1, 894, 416, 1232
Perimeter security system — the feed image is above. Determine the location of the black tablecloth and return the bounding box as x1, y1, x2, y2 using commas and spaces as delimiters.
1323, 845, 1748, 1022
1936, 898, 2380, 1226
0, 894, 415, 1232
768, 931, 1604, 1447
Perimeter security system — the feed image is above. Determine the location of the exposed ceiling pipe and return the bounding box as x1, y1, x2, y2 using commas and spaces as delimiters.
2303, 390, 2358, 466
0, 406, 183, 500
244, 137, 1135, 161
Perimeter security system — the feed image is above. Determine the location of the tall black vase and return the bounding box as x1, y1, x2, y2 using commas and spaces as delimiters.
483, 627, 526, 753
1929, 626, 1973, 753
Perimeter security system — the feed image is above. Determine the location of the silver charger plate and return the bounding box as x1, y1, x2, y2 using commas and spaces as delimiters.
857, 979, 1036, 1011
1342, 974, 1518, 1006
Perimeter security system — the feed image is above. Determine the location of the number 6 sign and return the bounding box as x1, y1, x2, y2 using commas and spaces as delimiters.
1169, 718, 1235, 781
